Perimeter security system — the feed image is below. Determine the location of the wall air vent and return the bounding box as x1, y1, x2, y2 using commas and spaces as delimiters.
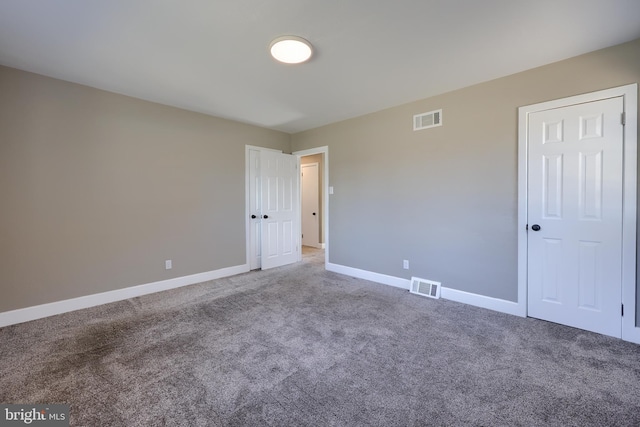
413, 109, 442, 131
409, 277, 441, 299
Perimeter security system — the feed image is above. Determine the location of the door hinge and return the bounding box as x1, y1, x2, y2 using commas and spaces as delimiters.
621, 112, 626, 126
621, 304, 624, 317
526, 224, 528, 231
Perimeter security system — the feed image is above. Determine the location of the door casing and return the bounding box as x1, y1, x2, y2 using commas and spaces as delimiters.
517, 84, 638, 343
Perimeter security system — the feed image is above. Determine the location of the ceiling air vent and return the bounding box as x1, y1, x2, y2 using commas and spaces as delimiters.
413, 109, 442, 131
410, 277, 441, 299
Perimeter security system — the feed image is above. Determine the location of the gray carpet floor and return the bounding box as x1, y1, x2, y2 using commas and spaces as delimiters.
1, 247, 640, 426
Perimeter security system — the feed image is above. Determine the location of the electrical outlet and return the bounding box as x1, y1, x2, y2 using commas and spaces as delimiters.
165, 260, 172, 270
403, 260, 409, 269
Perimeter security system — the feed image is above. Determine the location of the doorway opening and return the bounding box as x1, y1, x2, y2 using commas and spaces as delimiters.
245, 145, 329, 271
294, 146, 329, 269
301, 157, 322, 249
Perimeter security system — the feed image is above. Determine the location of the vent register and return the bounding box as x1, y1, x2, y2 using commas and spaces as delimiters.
413, 109, 442, 131
410, 277, 441, 299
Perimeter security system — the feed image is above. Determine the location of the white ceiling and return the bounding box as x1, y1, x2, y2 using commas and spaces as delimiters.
1, 1, 639, 134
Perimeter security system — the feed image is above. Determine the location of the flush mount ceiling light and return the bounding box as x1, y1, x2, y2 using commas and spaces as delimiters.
269, 36, 313, 64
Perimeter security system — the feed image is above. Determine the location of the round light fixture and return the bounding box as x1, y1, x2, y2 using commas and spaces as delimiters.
269, 36, 313, 64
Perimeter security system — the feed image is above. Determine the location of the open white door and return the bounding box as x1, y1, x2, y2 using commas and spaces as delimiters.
260, 150, 300, 270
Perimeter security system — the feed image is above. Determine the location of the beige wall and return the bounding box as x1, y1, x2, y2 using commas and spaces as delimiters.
300, 153, 324, 244
2, 38, 639, 323
291, 38, 640, 317
0, 65, 290, 312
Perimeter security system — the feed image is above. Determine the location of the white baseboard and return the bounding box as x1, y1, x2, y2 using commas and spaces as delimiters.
326, 262, 524, 317
327, 263, 411, 289
440, 287, 524, 317
0, 262, 526, 328
0, 263, 249, 328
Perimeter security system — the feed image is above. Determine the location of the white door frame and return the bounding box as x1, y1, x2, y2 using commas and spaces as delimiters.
293, 146, 329, 266
517, 83, 638, 343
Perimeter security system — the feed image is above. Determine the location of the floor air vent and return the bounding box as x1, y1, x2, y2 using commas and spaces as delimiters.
413, 109, 442, 131
410, 277, 441, 299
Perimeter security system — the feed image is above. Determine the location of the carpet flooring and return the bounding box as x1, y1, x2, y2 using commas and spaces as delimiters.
1, 247, 640, 426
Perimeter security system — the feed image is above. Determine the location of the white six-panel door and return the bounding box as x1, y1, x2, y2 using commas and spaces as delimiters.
260, 150, 300, 270
527, 97, 624, 337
